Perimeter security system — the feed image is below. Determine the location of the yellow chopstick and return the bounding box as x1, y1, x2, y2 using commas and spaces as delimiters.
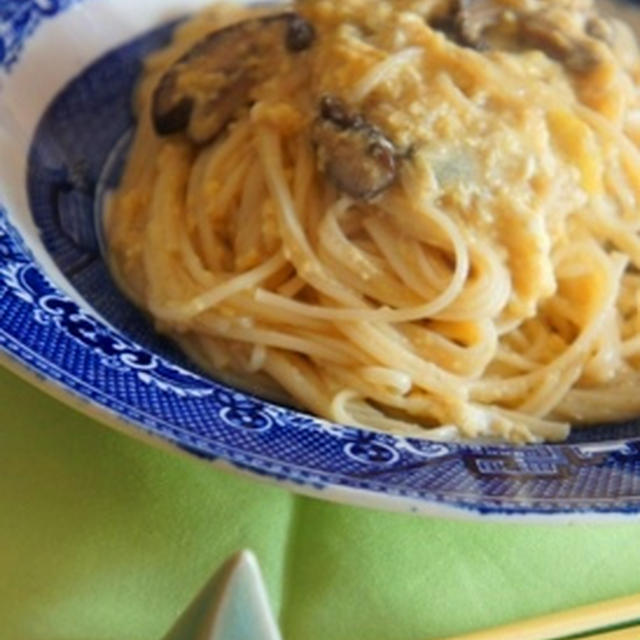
437, 593, 640, 640
586, 627, 640, 640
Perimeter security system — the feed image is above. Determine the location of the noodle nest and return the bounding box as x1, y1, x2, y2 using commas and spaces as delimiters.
107, 0, 640, 443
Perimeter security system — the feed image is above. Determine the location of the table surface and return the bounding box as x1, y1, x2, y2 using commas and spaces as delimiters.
3, 363, 640, 640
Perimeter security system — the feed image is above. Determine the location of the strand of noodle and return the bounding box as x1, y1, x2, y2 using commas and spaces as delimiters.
619, 276, 640, 312
180, 334, 300, 404
525, 321, 568, 362
186, 141, 213, 221
262, 351, 333, 417
142, 146, 195, 305
247, 344, 267, 373
401, 320, 498, 377
495, 317, 528, 336
194, 315, 369, 365
378, 193, 452, 249
582, 309, 625, 383
554, 255, 596, 279
253, 287, 465, 323
603, 160, 640, 225
149, 251, 287, 322
327, 367, 496, 441
415, 243, 457, 290
399, 180, 470, 275
292, 135, 316, 230
359, 366, 412, 395
223, 293, 330, 331
199, 124, 252, 202
191, 125, 252, 270
364, 216, 466, 315
556, 377, 640, 422
471, 248, 627, 401
517, 365, 584, 417
338, 205, 368, 236
492, 348, 540, 372
577, 104, 640, 194
487, 406, 570, 442
256, 127, 366, 306
358, 389, 465, 433
439, 36, 572, 112
434, 243, 511, 320
349, 47, 423, 103
318, 201, 397, 282
180, 339, 252, 383
338, 321, 464, 396
330, 390, 368, 427
208, 154, 253, 219
380, 238, 440, 299
255, 248, 499, 323
504, 328, 533, 353
544, 297, 586, 327
276, 275, 307, 297
327, 367, 434, 414
316, 244, 416, 307
232, 159, 267, 268
330, 391, 459, 440
177, 230, 216, 288
434, 70, 485, 116
150, 151, 220, 291
254, 187, 475, 322
372, 228, 468, 306
588, 212, 640, 268
303, 171, 327, 248
350, 237, 384, 261
318, 203, 425, 306
194, 319, 363, 365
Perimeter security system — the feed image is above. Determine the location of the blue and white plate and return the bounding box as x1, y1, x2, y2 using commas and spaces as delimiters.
2, 0, 640, 521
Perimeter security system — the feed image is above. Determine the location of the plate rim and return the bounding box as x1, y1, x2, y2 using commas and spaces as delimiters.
4, 345, 640, 523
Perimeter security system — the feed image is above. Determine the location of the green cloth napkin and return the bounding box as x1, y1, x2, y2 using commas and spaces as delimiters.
3, 364, 640, 640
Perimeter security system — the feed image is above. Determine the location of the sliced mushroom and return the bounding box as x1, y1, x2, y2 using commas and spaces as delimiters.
312, 95, 397, 201
455, 0, 505, 50
519, 14, 603, 73
429, 0, 504, 50
152, 13, 315, 144
432, 1, 606, 74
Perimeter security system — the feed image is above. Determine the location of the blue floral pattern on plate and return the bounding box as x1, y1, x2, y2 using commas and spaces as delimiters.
0, 0, 80, 71
3, 0, 640, 518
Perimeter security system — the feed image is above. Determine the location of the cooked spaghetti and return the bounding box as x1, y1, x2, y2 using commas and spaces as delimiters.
107, 0, 640, 442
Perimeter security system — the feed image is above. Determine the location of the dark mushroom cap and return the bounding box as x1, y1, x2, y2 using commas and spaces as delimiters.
313, 95, 397, 201
428, 0, 499, 50
455, 0, 503, 50
152, 12, 316, 145
518, 14, 603, 74
431, 0, 608, 74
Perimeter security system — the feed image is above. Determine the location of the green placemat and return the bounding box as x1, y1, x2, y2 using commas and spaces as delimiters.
2, 363, 640, 640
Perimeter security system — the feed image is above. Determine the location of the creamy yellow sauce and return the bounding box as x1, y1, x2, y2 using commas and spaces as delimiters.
302, 0, 639, 323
